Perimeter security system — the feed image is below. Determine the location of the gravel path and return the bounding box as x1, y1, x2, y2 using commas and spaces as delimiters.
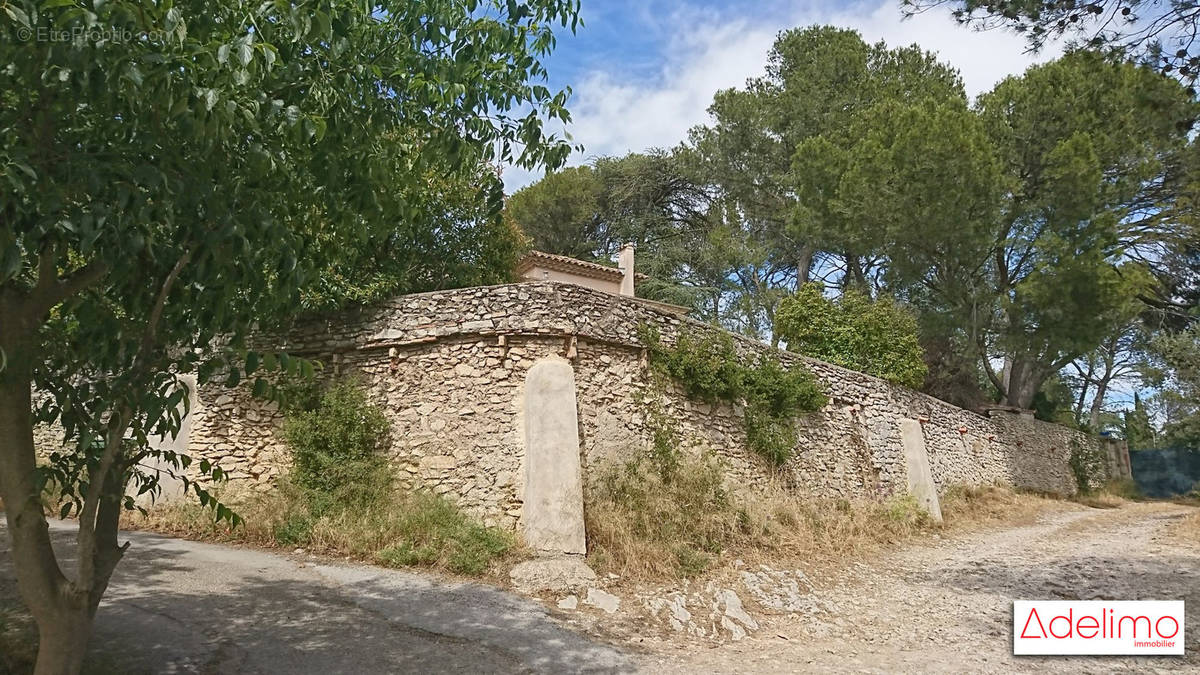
647, 501, 1200, 674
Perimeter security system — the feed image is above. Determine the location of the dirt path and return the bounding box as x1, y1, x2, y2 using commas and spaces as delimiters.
645, 501, 1200, 674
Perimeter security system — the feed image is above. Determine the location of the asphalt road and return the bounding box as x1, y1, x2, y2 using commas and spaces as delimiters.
0, 521, 634, 674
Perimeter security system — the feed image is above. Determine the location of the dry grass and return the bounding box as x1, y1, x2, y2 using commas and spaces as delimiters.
584, 453, 1057, 582
127, 479, 520, 578
1171, 510, 1200, 543
1073, 478, 1143, 509
939, 484, 1055, 529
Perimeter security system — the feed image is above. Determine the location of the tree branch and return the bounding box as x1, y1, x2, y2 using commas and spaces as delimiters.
71, 249, 192, 596
977, 337, 1007, 399
29, 247, 109, 316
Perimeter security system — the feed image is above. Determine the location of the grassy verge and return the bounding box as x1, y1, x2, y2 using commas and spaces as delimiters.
1073, 478, 1143, 509
584, 452, 1055, 581
127, 480, 519, 577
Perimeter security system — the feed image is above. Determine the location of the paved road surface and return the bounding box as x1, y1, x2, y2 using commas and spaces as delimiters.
0, 521, 633, 674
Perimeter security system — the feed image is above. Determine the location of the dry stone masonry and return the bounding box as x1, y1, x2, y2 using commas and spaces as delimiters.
172, 281, 1123, 531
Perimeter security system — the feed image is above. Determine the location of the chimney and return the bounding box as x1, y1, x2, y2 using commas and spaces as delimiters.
618, 243, 635, 297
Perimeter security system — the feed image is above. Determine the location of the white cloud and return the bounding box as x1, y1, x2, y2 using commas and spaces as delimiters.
505, 0, 1061, 192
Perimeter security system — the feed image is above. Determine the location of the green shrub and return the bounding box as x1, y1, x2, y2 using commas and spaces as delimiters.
273, 511, 315, 546
775, 283, 928, 388
656, 329, 744, 403
1068, 439, 1106, 494
742, 355, 827, 415
373, 492, 515, 575
283, 379, 392, 506
272, 378, 514, 575
640, 324, 827, 466
743, 405, 797, 466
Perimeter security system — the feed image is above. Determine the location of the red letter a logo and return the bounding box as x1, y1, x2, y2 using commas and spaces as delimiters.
1021, 608, 1047, 639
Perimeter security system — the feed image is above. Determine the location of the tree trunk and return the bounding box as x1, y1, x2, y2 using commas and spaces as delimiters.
1003, 357, 1045, 409
1088, 379, 1109, 430
32, 610, 93, 675
1073, 360, 1094, 425
0, 301, 102, 675
796, 246, 813, 286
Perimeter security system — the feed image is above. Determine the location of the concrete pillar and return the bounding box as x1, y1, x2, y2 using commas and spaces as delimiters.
520, 358, 586, 555
136, 374, 194, 505
618, 243, 635, 297
899, 418, 942, 522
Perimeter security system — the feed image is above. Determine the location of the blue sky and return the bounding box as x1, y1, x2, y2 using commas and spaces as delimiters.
503, 0, 1063, 191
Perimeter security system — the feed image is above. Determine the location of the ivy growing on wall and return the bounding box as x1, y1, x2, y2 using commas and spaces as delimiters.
640, 324, 827, 465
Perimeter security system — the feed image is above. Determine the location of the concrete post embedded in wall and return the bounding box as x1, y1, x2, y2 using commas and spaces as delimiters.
899, 418, 943, 523
137, 373, 195, 506
520, 358, 587, 555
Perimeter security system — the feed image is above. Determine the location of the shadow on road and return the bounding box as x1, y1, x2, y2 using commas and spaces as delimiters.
1, 523, 634, 674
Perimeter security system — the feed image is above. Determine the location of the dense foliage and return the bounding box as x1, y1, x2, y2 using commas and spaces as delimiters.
283, 380, 391, 508
642, 325, 826, 465
273, 379, 512, 576
775, 284, 928, 388
1145, 324, 1200, 445
507, 152, 718, 310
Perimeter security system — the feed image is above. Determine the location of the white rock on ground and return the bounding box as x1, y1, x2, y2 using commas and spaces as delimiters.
585, 588, 621, 614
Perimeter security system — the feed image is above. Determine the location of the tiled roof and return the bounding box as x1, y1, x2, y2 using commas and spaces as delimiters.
515, 250, 626, 282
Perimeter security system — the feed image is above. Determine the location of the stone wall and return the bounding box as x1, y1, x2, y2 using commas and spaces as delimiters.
177, 281, 1119, 527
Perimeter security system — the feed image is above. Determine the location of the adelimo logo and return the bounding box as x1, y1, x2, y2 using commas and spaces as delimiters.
1013, 601, 1184, 655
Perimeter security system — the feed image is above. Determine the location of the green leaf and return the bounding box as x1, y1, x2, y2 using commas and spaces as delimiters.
4, 5, 31, 27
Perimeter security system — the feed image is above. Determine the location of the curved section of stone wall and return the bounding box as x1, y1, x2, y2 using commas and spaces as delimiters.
184, 281, 1116, 526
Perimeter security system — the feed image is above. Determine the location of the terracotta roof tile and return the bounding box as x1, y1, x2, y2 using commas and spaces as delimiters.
515, 250, 626, 282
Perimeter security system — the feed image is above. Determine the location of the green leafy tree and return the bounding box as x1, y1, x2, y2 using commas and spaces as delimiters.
775, 283, 929, 388
967, 53, 1193, 408
1146, 323, 1200, 445
853, 52, 1191, 408
692, 26, 966, 296
506, 165, 605, 259
0, 1, 577, 670
304, 165, 527, 311
1124, 392, 1158, 449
